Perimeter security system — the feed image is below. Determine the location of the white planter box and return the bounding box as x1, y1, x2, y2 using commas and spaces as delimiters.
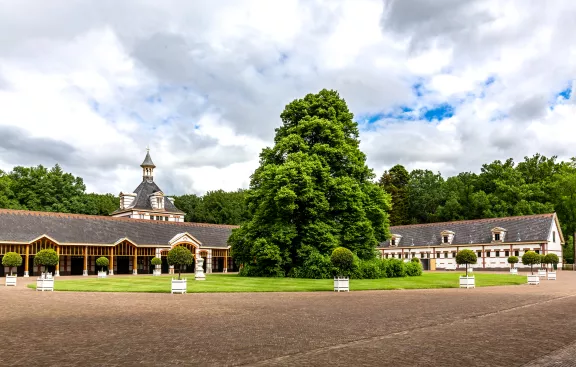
97, 271, 107, 278
36, 278, 54, 291
527, 274, 540, 285
171, 278, 187, 294
153, 268, 161, 276
459, 276, 475, 289
547, 272, 557, 280
538, 269, 546, 278
5, 275, 17, 286
334, 277, 349, 292
510, 268, 518, 275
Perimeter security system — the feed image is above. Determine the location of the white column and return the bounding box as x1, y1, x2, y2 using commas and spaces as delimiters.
169, 265, 174, 275
207, 249, 212, 274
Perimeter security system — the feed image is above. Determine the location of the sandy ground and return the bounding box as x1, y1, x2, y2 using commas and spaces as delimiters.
1, 272, 575, 367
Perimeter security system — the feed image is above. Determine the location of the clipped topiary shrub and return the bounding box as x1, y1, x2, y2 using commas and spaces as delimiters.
95, 256, 109, 272
34, 249, 59, 277
507, 255, 519, 268
456, 249, 477, 277
2, 252, 22, 276
151, 257, 162, 266
411, 257, 421, 264
543, 253, 559, 271
331, 247, 355, 277
405, 261, 423, 276
167, 246, 194, 280
522, 251, 541, 275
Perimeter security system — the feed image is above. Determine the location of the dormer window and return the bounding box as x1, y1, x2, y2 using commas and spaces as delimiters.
440, 230, 455, 245
491, 227, 506, 242
390, 234, 402, 247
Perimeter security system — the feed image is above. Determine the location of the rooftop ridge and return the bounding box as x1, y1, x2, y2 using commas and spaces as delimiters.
390, 213, 554, 230
0, 208, 239, 229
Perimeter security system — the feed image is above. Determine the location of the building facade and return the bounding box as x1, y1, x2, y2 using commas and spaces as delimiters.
0, 151, 237, 277
378, 213, 564, 271
111, 150, 185, 222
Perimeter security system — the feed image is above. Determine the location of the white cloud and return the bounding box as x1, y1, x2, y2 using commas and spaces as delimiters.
0, 0, 576, 197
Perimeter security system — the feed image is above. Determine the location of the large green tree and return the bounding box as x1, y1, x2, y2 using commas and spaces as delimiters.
379, 164, 409, 225
230, 89, 391, 276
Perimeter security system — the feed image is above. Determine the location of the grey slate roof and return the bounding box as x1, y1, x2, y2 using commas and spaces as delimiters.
0, 209, 236, 247
378, 213, 558, 248
141, 151, 155, 167
127, 180, 184, 214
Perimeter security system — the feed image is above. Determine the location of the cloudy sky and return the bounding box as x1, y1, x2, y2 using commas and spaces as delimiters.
0, 0, 575, 195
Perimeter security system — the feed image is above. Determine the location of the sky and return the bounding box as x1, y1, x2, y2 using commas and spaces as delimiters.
0, 0, 575, 195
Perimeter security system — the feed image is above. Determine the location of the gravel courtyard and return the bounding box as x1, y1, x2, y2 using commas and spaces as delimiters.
1, 272, 576, 367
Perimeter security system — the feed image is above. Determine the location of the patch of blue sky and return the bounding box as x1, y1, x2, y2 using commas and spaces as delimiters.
421, 103, 454, 121
558, 86, 571, 100
361, 106, 416, 124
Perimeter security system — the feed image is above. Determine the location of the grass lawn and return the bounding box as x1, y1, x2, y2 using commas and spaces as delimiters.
27, 272, 526, 293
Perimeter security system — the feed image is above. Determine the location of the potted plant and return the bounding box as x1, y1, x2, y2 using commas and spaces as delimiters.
507, 255, 519, 274
2, 252, 22, 286
34, 249, 59, 291
522, 251, 541, 285
543, 253, 559, 280
456, 249, 477, 288
167, 246, 194, 294
331, 247, 354, 292
151, 257, 162, 276
96, 257, 109, 278
537, 254, 547, 278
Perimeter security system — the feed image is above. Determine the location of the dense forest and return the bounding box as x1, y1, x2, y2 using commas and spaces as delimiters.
0, 152, 574, 263
380, 154, 575, 263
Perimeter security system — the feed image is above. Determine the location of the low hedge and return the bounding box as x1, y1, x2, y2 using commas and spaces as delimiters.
289, 256, 422, 280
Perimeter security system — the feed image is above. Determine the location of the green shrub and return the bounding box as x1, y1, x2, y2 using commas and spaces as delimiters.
405, 262, 423, 276
455, 249, 477, 277
167, 246, 194, 279
150, 257, 162, 266
2, 252, 22, 276
522, 251, 541, 275
34, 249, 59, 275
293, 251, 333, 279
386, 258, 406, 278
95, 256, 109, 272
331, 247, 355, 277
357, 259, 382, 279
410, 257, 421, 264
378, 259, 390, 278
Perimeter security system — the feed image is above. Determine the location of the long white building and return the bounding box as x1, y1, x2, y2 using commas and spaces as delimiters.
378, 213, 564, 271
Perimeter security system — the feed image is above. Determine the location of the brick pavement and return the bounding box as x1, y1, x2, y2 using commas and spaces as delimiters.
1, 272, 575, 366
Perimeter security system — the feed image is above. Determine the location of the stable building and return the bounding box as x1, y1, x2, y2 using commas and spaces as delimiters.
0, 151, 238, 277
378, 213, 564, 271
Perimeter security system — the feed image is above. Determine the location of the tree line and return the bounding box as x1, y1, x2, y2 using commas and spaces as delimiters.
0, 164, 249, 225
379, 154, 575, 263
